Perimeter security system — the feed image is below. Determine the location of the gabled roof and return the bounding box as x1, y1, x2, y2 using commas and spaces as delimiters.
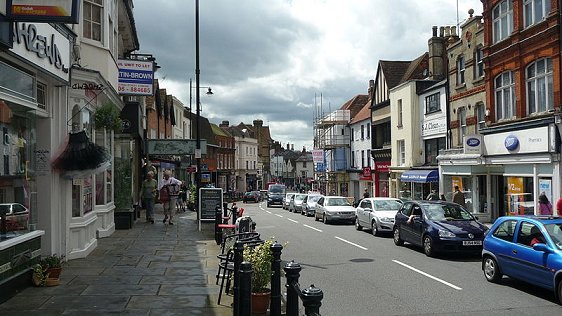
350, 100, 371, 124
340, 94, 369, 119
211, 123, 230, 137
399, 52, 429, 84
378, 61, 412, 90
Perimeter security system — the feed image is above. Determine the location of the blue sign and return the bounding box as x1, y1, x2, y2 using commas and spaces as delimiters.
466, 137, 480, 147
504, 135, 519, 151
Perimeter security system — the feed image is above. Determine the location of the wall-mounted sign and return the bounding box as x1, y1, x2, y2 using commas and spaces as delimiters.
117, 59, 154, 96
147, 139, 207, 155
484, 126, 550, 155
6, 0, 80, 24
312, 149, 324, 163
421, 115, 447, 137
463, 134, 482, 155
9, 22, 70, 81
375, 161, 390, 172
360, 167, 372, 180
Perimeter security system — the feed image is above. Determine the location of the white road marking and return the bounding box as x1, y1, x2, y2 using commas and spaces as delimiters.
266, 211, 272, 214
303, 224, 322, 232
275, 214, 283, 218
392, 260, 463, 290
334, 236, 368, 250
287, 218, 299, 223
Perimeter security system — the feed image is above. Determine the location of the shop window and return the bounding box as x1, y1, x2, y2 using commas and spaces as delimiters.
424, 137, 445, 165
0, 61, 34, 101
83, 0, 103, 42
493, 0, 513, 43
36, 82, 46, 110
527, 58, 553, 114
524, 0, 550, 28
504, 177, 534, 216
495, 71, 515, 120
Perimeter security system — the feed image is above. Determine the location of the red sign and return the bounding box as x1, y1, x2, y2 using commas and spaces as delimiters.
375, 161, 390, 172
360, 167, 372, 180
186, 166, 197, 173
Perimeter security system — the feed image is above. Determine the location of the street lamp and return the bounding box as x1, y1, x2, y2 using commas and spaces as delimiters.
188, 78, 213, 139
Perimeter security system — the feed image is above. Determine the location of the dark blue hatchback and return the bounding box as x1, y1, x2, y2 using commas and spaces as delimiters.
482, 216, 562, 304
393, 200, 488, 257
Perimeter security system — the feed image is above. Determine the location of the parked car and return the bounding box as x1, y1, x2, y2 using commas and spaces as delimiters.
0, 203, 29, 232
243, 191, 260, 203
302, 194, 323, 216
314, 196, 355, 224
355, 198, 403, 236
289, 194, 307, 213
283, 193, 295, 210
482, 216, 562, 303
267, 184, 286, 207
393, 200, 488, 257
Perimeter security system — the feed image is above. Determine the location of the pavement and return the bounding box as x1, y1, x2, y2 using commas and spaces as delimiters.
0, 203, 233, 316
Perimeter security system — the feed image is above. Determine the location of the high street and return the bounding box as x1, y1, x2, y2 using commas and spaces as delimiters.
240, 201, 562, 316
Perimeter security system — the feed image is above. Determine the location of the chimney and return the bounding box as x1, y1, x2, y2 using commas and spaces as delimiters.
302, 146, 306, 153
253, 119, 263, 127
219, 120, 229, 127
291, 144, 294, 151
428, 25, 446, 80
368, 80, 375, 100
286, 143, 290, 150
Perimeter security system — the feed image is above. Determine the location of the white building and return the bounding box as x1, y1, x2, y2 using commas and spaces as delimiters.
349, 101, 373, 200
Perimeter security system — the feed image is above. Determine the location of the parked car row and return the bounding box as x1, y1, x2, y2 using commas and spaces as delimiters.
268, 193, 562, 305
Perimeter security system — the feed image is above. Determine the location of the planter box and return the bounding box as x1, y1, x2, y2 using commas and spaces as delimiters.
114, 208, 135, 229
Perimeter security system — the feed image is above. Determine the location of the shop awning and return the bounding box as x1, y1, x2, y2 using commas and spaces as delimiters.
400, 170, 439, 183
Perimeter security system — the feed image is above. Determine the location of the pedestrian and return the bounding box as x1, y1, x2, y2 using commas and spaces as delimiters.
556, 197, 562, 216
440, 194, 446, 201
426, 189, 439, 201
140, 171, 158, 223
158, 169, 182, 225
363, 188, 370, 199
452, 186, 466, 207
538, 192, 553, 215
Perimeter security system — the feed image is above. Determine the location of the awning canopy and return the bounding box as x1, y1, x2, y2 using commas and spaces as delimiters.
400, 169, 439, 183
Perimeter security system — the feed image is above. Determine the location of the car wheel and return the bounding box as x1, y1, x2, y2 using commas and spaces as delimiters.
558, 280, 562, 305
393, 226, 404, 246
355, 217, 363, 231
267, 203, 270, 207
423, 235, 435, 257
314, 213, 319, 221
483, 256, 502, 283
372, 221, 379, 237
323, 213, 329, 224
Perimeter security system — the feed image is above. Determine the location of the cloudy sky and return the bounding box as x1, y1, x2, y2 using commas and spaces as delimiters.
133, 0, 482, 151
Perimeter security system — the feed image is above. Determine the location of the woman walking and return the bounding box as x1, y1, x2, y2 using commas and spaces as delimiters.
538, 193, 553, 215
140, 171, 158, 223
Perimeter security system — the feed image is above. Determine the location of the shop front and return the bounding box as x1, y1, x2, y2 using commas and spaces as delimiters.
398, 169, 439, 200
374, 161, 390, 197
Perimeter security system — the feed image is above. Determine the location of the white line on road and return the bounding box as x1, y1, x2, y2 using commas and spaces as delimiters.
303, 224, 323, 232
287, 218, 299, 223
392, 260, 462, 290
275, 214, 283, 218
266, 211, 272, 214
334, 236, 368, 250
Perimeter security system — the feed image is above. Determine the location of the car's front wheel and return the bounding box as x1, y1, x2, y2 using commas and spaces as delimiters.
483, 256, 502, 283
372, 221, 379, 237
314, 213, 319, 221
323, 213, 329, 224
558, 280, 562, 305
355, 217, 362, 231
423, 235, 435, 257
393, 226, 404, 246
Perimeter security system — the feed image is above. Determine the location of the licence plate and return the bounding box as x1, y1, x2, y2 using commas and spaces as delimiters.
463, 240, 482, 246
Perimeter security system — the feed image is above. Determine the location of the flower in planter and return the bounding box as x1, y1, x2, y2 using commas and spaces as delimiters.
243, 239, 274, 294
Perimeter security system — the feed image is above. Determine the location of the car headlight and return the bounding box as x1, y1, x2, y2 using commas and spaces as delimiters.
438, 229, 456, 238
380, 217, 394, 223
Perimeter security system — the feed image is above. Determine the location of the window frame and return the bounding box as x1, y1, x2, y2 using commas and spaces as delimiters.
398, 140, 405, 166
425, 92, 440, 114
474, 47, 484, 79
492, 0, 513, 43
526, 58, 553, 115
458, 107, 467, 146
83, 0, 104, 43
475, 103, 486, 132
524, 0, 551, 28
495, 71, 515, 120
457, 56, 465, 85
397, 99, 403, 127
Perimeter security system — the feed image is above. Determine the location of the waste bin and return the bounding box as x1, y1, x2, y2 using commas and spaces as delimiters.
235, 216, 254, 234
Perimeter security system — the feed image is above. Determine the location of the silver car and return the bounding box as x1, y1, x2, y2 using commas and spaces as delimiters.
289, 194, 307, 213
301, 194, 323, 216
355, 198, 403, 236
314, 196, 355, 224
283, 193, 295, 210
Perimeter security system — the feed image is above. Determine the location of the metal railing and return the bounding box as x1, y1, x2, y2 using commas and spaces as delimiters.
233, 241, 324, 316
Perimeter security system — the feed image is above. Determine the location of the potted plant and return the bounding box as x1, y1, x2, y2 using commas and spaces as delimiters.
94, 102, 122, 132
31, 264, 47, 286
244, 239, 273, 314
39, 254, 64, 286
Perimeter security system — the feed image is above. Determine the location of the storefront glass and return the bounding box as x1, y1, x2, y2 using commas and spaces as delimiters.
503, 176, 534, 216
114, 139, 132, 209
442, 175, 487, 214
0, 100, 37, 240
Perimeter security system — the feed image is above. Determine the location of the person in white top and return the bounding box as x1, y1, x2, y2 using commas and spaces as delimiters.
158, 169, 182, 225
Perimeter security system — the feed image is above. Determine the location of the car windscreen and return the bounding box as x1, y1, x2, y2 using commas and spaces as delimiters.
309, 196, 322, 202
423, 204, 474, 221
544, 223, 562, 250
295, 195, 306, 201
326, 198, 351, 206
373, 200, 402, 211
269, 186, 285, 194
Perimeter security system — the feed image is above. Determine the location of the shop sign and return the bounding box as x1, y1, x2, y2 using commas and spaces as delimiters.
360, 167, 372, 180
5, 0, 80, 24
507, 177, 525, 215
312, 149, 324, 163
375, 161, 390, 172
421, 116, 446, 137
463, 134, 482, 155
484, 126, 550, 155
147, 139, 206, 155
539, 179, 552, 205
10, 22, 70, 81
452, 176, 464, 191
117, 59, 154, 96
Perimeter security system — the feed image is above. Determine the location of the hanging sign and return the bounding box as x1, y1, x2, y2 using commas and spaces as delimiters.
6, 0, 80, 24
117, 59, 154, 96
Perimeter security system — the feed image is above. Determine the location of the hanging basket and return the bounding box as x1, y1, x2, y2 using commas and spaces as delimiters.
51, 130, 111, 178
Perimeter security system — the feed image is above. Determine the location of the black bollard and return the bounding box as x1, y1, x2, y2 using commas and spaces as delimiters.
283, 260, 302, 316
270, 242, 283, 316
223, 202, 228, 222
301, 284, 323, 316
239, 261, 253, 316
233, 241, 244, 316
232, 205, 238, 224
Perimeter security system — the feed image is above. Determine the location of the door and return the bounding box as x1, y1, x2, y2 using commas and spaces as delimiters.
396, 202, 413, 242
358, 200, 370, 226
409, 204, 424, 246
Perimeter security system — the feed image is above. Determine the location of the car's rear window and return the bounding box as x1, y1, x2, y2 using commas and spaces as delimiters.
492, 220, 517, 242
373, 200, 401, 211
327, 198, 351, 206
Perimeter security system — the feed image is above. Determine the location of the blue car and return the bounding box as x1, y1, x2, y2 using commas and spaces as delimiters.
393, 200, 488, 257
482, 216, 562, 304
